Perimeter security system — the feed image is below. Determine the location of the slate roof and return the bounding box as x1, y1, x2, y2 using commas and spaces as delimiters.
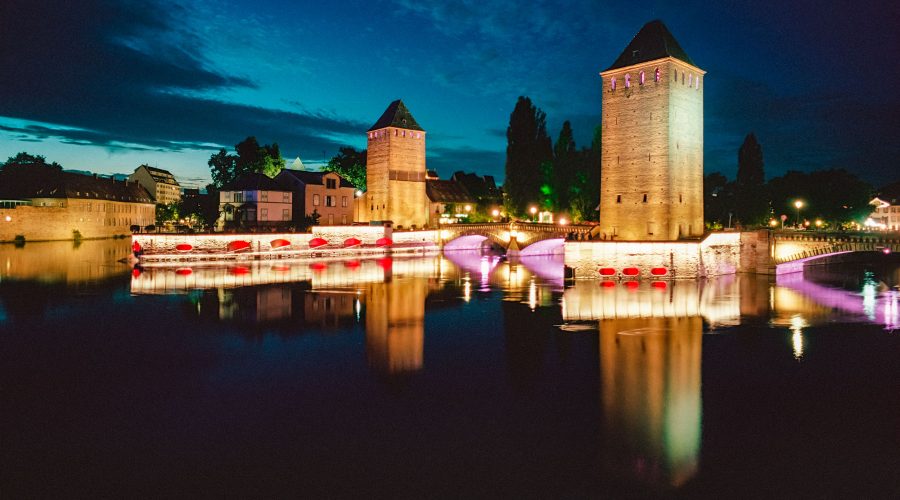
368, 99, 424, 132
146, 166, 179, 185
277, 169, 354, 188
426, 179, 474, 204
605, 20, 697, 71
0, 166, 153, 203
221, 173, 285, 191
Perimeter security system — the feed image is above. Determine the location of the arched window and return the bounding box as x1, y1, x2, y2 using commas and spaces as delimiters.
625, 74, 631, 88
611, 77, 616, 90
639, 71, 645, 85
673, 69, 677, 81
655, 67, 660, 82
682, 73, 685, 84
689, 74, 693, 87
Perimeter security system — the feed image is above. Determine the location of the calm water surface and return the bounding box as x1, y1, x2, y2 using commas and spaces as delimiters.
2, 239, 899, 497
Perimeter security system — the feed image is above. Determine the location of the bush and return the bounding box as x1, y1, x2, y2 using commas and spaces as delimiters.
13, 234, 25, 247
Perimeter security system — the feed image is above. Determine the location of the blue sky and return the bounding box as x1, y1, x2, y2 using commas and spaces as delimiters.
1, 0, 897, 188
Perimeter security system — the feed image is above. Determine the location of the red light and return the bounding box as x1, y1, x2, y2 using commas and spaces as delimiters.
227, 240, 251, 253
601, 280, 616, 288
270, 239, 291, 250
176, 268, 193, 276
651, 281, 667, 289
376, 237, 393, 247
624, 280, 639, 289
175, 243, 193, 252
344, 260, 361, 269
599, 267, 616, 276
650, 267, 668, 276
271, 265, 290, 272
132, 241, 142, 253
309, 237, 329, 248
131, 268, 141, 278
376, 257, 393, 270
229, 266, 249, 275
344, 237, 362, 247
622, 267, 640, 276
309, 262, 328, 272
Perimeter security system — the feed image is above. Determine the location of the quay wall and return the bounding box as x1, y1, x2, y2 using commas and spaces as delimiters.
1, 202, 153, 242
565, 232, 746, 279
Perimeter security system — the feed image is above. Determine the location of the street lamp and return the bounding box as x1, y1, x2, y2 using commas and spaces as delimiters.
355, 190, 363, 223
559, 217, 568, 225
794, 200, 804, 226
530, 206, 537, 222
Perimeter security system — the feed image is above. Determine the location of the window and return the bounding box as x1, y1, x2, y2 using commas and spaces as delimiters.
625, 74, 631, 88
689, 74, 693, 87
261, 192, 268, 201
655, 67, 660, 82
611, 77, 616, 90
328, 213, 334, 225
616, 194, 622, 203
342, 214, 348, 224
326, 195, 336, 207
673, 69, 677, 81
283, 209, 290, 220
682, 73, 685, 84
696, 77, 700, 91
232, 192, 243, 203
679, 194, 683, 203
642, 194, 648, 203
639, 71, 645, 85
283, 192, 290, 202
342, 196, 348, 207
261, 208, 268, 220
313, 194, 320, 206
326, 178, 337, 189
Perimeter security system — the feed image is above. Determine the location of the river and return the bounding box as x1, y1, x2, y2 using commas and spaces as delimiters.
1, 239, 898, 497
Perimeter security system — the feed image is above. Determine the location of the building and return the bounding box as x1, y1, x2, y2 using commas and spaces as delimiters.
275, 169, 357, 226
219, 173, 292, 229
128, 165, 181, 205
425, 178, 476, 226
0, 166, 155, 242
598, 20, 704, 241
867, 181, 900, 230
364, 99, 429, 229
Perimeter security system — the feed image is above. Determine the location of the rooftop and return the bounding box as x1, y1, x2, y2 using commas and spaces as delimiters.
368, 99, 424, 132
426, 179, 474, 204
0, 166, 153, 203
277, 169, 355, 188
605, 20, 697, 72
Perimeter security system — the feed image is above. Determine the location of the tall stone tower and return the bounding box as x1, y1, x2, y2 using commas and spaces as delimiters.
365, 99, 428, 229
599, 20, 705, 241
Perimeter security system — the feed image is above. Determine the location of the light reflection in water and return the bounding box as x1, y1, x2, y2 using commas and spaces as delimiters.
789, 314, 807, 360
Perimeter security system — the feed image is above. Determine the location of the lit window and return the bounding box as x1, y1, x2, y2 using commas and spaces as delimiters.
655, 67, 660, 82
313, 194, 320, 206
639, 71, 645, 85
611, 77, 616, 90
342, 196, 348, 207
689, 74, 693, 87
625, 74, 631, 88
696, 77, 700, 91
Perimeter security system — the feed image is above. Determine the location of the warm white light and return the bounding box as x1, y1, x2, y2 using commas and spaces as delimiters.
491, 209, 500, 217
794, 200, 803, 209
559, 217, 567, 225
815, 219, 822, 227
530, 206, 537, 214
769, 219, 778, 227
464, 205, 471, 212
440, 229, 450, 240
3, 216, 10, 222
510, 229, 518, 238
355, 190, 363, 197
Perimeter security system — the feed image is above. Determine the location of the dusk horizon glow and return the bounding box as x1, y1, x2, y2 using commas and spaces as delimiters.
2, 0, 897, 188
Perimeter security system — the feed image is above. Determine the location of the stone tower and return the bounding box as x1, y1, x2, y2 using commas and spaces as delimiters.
599, 20, 704, 241
365, 99, 428, 229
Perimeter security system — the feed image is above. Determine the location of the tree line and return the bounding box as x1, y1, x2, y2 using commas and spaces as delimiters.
504, 96, 601, 222
705, 133, 874, 229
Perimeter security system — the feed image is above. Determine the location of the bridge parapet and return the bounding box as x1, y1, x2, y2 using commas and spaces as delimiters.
440, 222, 593, 254
772, 231, 899, 264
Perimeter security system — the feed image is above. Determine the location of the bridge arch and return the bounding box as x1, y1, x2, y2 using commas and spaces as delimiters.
440, 222, 593, 256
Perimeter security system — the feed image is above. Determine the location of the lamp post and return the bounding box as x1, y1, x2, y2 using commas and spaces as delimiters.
355, 189, 363, 223
530, 206, 537, 222
794, 200, 804, 227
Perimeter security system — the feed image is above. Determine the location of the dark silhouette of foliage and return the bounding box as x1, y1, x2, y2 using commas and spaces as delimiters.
735, 133, 768, 226
208, 137, 285, 188
505, 96, 552, 217
323, 146, 367, 190
704, 172, 735, 228
568, 125, 601, 222
2, 152, 63, 171
767, 169, 872, 226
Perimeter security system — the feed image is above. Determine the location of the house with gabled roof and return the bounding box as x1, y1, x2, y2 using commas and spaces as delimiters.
275, 169, 357, 226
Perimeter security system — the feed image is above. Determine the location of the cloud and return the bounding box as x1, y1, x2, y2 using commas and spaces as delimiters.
0, 0, 366, 160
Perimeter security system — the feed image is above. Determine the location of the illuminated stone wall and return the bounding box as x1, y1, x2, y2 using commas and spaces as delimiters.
564, 232, 741, 279
1, 200, 154, 242
366, 126, 428, 229
599, 58, 704, 240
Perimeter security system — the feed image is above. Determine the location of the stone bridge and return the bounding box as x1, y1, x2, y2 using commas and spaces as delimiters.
440, 222, 595, 256
771, 231, 900, 273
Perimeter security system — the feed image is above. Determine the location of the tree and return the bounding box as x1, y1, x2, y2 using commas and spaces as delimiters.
735, 133, 768, 226
505, 96, 552, 217
155, 203, 179, 225
207, 136, 285, 188
323, 146, 367, 190
208, 150, 237, 189
704, 172, 735, 229
179, 186, 221, 230
1, 152, 63, 171
767, 169, 872, 227
568, 125, 601, 222
550, 120, 577, 213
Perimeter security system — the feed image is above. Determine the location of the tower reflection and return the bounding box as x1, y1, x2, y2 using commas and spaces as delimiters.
364, 279, 427, 375
600, 315, 702, 488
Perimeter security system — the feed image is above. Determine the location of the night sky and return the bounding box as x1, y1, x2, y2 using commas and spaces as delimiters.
1, 0, 897, 188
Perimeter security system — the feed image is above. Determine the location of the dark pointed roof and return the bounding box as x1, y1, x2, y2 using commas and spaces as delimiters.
605, 20, 696, 72
368, 99, 424, 132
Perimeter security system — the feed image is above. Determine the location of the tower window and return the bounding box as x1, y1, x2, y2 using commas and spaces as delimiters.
639, 71, 645, 85
616, 194, 622, 203
679, 194, 683, 203
696, 78, 700, 91
655, 67, 660, 82
625, 74, 631, 88
689, 74, 693, 87
673, 69, 677, 81
642, 194, 648, 203
611, 77, 616, 90
682, 73, 685, 85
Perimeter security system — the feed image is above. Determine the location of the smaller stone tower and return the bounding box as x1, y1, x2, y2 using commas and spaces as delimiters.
365, 100, 428, 229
